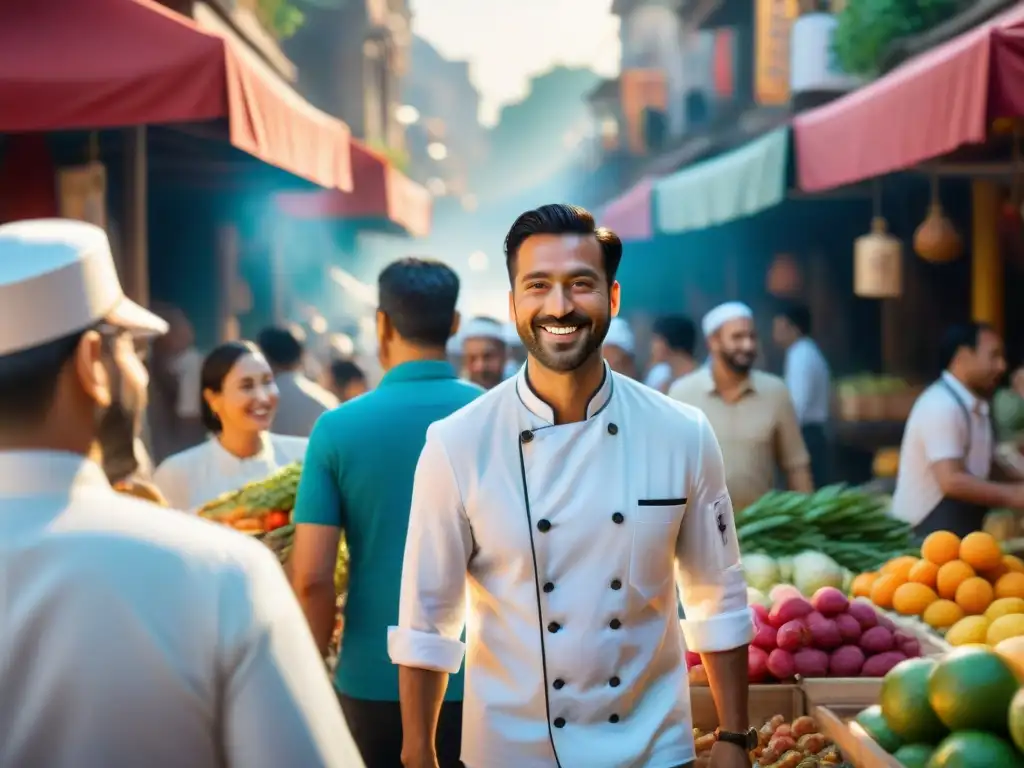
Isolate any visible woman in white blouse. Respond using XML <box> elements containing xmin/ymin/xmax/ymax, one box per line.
<box><xmin>153</xmin><ymin>341</ymin><xmax>308</xmax><ymax>512</ymax></box>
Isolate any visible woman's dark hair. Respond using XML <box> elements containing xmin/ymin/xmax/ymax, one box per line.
<box><xmin>200</xmin><ymin>341</ymin><xmax>261</xmax><ymax>433</ymax></box>
<box><xmin>504</xmin><ymin>203</ymin><xmax>623</xmax><ymax>284</ymax></box>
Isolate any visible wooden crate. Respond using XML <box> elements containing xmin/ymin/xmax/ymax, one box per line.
<box><xmin>815</xmin><ymin>706</ymin><xmax>902</xmax><ymax>768</ymax></box>
<box><xmin>691</xmin><ymin>684</ymin><xmax>804</xmax><ymax>730</ymax></box>
<box><xmin>801</xmin><ymin>678</ymin><xmax>881</xmax><ymax>718</ymax></box>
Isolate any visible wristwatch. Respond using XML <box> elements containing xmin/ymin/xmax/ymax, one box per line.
<box><xmin>717</xmin><ymin>727</ymin><xmax>758</xmax><ymax>751</ymax></box>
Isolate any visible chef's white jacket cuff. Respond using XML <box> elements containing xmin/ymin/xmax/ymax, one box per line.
<box><xmin>387</xmin><ymin>626</ymin><xmax>466</xmax><ymax>674</ymax></box>
<box><xmin>680</xmin><ymin>608</ymin><xmax>755</xmax><ymax>654</ymax></box>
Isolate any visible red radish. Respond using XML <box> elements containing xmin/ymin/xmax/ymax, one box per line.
<box><xmin>768</xmin><ymin>735</ymin><xmax>796</xmax><ymax>754</ymax></box>
<box><xmin>769</xmin><ymin>596</ymin><xmax>814</xmax><ymax>628</ymax></box>
<box><xmin>828</xmin><ymin>645</ymin><xmax>865</xmax><ymax>677</ymax></box>
<box><xmin>793</xmin><ymin>648</ymin><xmax>829</xmax><ymax>678</ymax></box>
<box><xmin>811</xmin><ymin>587</ymin><xmax>849</xmax><ymax>617</ymax></box>
<box><xmin>846</xmin><ymin>600</ymin><xmax>879</xmax><ymax>630</ymax></box>
<box><xmin>861</xmin><ymin>651</ymin><xmax>907</xmax><ymax>677</ymax></box>
<box><xmin>804</xmin><ymin>611</ymin><xmax>827</xmax><ymax>627</ymax></box>
<box><xmin>859</xmin><ymin>625</ymin><xmax>895</xmax><ymax>654</ymax></box>
<box><xmin>685</xmin><ymin>651</ymin><xmax>702</xmax><ymax>669</ymax></box>
<box><xmin>834</xmin><ymin>613</ymin><xmax>863</xmax><ymax>643</ymax></box>
<box><xmin>752</xmin><ymin>623</ymin><xmax>778</xmax><ymax>651</ymax></box>
<box><xmin>807</xmin><ymin>618</ymin><xmax>842</xmax><ymax>650</ymax></box>
<box><xmin>748</xmin><ymin>645</ymin><xmax>770</xmax><ymax>682</ymax></box>
<box><xmin>897</xmin><ymin>636</ymin><xmax>921</xmax><ymax>658</ymax></box>
<box><xmin>777</xmin><ymin>619</ymin><xmax>810</xmax><ymax>652</ymax></box>
<box><xmin>766</xmin><ymin>648</ymin><xmax>796</xmax><ymax>680</ymax></box>
<box><xmin>751</xmin><ymin>603</ymin><xmax>770</xmax><ymax>625</ymax></box>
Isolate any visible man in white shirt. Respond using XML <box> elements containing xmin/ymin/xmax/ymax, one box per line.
<box><xmin>602</xmin><ymin>316</ymin><xmax>638</xmax><ymax>378</ymax></box>
<box><xmin>773</xmin><ymin>304</ymin><xmax>831</xmax><ymax>486</ymax></box>
<box><xmin>0</xmin><ymin>219</ymin><xmax>362</xmax><ymax>768</ymax></box>
<box><xmin>893</xmin><ymin>322</ymin><xmax>1024</xmax><ymax>537</ymax></box>
<box><xmin>258</xmin><ymin>325</ymin><xmax>339</xmax><ymax>437</ymax></box>
<box><xmin>389</xmin><ymin>204</ymin><xmax>754</xmax><ymax>768</ymax></box>
<box><xmin>459</xmin><ymin>316</ymin><xmax>508</xmax><ymax>390</ymax></box>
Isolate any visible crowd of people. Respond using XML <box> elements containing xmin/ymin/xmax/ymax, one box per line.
<box><xmin>6</xmin><ymin>204</ymin><xmax>1023</xmax><ymax>768</ymax></box>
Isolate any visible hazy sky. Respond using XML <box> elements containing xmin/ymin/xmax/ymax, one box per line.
<box><xmin>410</xmin><ymin>0</ymin><xmax>621</xmax><ymax>126</ymax></box>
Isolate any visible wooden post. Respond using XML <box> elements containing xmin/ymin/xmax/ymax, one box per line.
<box><xmin>972</xmin><ymin>180</ymin><xmax>1003</xmax><ymax>336</ymax></box>
<box><xmin>217</xmin><ymin>224</ymin><xmax>240</xmax><ymax>342</ymax></box>
<box><xmin>121</xmin><ymin>126</ymin><xmax>149</xmax><ymax>306</ymax></box>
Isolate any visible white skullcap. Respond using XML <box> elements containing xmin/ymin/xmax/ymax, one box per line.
<box><xmin>446</xmin><ymin>335</ymin><xmax>461</xmax><ymax>356</ymax></box>
<box><xmin>459</xmin><ymin>317</ymin><xmax>506</xmax><ymax>345</ymax></box>
<box><xmin>701</xmin><ymin>301</ymin><xmax>753</xmax><ymax>338</ymax></box>
<box><xmin>0</xmin><ymin>219</ymin><xmax>168</xmax><ymax>357</ymax></box>
<box><xmin>603</xmin><ymin>317</ymin><xmax>635</xmax><ymax>354</ymax></box>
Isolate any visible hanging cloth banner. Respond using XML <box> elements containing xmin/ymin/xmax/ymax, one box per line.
<box><xmin>654</xmin><ymin>127</ymin><xmax>789</xmax><ymax>234</ymax></box>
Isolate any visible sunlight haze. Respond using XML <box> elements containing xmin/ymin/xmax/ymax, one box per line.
<box><xmin>410</xmin><ymin>0</ymin><xmax>621</xmax><ymax>126</ymax></box>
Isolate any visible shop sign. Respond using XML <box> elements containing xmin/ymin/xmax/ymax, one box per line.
<box><xmin>790</xmin><ymin>13</ymin><xmax>861</xmax><ymax>94</ymax></box>
<box><xmin>854</xmin><ymin>219</ymin><xmax>903</xmax><ymax>298</ymax></box>
<box><xmin>57</xmin><ymin>162</ymin><xmax>107</xmax><ymax>231</ymax></box>
<box><xmin>755</xmin><ymin>0</ymin><xmax>799</xmax><ymax>105</ymax></box>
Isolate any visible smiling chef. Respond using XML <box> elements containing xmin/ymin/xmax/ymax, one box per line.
<box><xmin>388</xmin><ymin>204</ymin><xmax>755</xmax><ymax>768</ymax></box>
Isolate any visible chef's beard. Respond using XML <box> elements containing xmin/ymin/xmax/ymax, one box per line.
<box><xmin>94</xmin><ymin>360</ymin><xmax>143</xmax><ymax>485</ymax></box>
<box><xmin>516</xmin><ymin>308</ymin><xmax>610</xmax><ymax>373</ymax></box>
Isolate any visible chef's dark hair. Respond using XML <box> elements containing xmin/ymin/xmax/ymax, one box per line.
<box><xmin>652</xmin><ymin>315</ymin><xmax>696</xmax><ymax>355</ymax></box>
<box><xmin>939</xmin><ymin>321</ymin><xmax>993</xmax><ymax>371</ymax></box>
<box><xmin>200</xmin><ymin>340</ymin><xmax>262</xmax><ymax>433</ymax></box>
<box><xmin>330</xmin><ymin>359</ymin><xmax>365</xmax><ymax>389</ymax></box>
<box><xmin>0</xmin><ymin>328</ymin><xmax>88</xmax><ymax>428</ymax></box>
<box><xmin>257</xmin><ymin>326</ymin><xmax>304</xmax><ymax>369</ymax></box>
<box><xmin>377</xmin><ymin>257</ymin><xmax>460</xmax><ymax>348</ymax></box>
<box><xmin>504</xmin><ymin>204</ymin><xmax>622</xmax><ymax>284</ymax></box>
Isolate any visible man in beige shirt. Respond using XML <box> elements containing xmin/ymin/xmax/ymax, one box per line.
<box><xmin>258</xmin><ymin>325</ymin><xmax>339</xmax><ymax>437</ymax></box>
<box><xmin>670</xmin><ymin>301</ymin><xmax>813</xmax><ymax>510</ymax></box>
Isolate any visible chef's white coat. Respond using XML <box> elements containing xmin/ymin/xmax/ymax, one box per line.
<box><xmin>388</xmin><ymin>364</ymin><xmax>754</xmax><ymax>768</ymax></box>
<box><xmin>153</xmin><ymin>433</ymin><xmax>307</xmax><ymax>511</ymax></box>
<box><xmin>0</xmin><ymin>450</ymin><xmax>362</xmax><ymax>768</ymax></box>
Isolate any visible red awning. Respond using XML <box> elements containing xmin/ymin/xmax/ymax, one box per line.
<box><xmin>793</xmin><ymin>3</ymin><xmax>1024</xmax><ymax>192</ymax></box>
<box><xmin>0</xmin><ymin>0</ymin><xmax>351</xmax><ymax>191</ymax></box>
<box><xmin>275</xmin><ymin>143</ymin><xmax>433</xmax><ymax>238</ymax></box>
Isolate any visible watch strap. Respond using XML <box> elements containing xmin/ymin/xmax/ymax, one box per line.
<box><xmin>717</xmin><ymin>727</ymin><xmax>757</xmax><ymax>751</ymax></box>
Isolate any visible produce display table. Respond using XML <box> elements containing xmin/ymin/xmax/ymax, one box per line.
<box><xmin>815</xmin><ymin>706</ymin><xmax>900</xmax><ymax>768</ymax></box>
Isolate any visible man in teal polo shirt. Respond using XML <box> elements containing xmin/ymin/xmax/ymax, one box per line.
<box><xmin>291</xmin><ymin>257</ymin><xmax>481</xmax><ymax>768</ymax></box>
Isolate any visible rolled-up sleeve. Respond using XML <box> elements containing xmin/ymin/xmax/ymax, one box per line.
<box><xmin>676</xmin><ymin>412</ymin><xmax>754</xmax><ymax>653</ymax></box>
<box><xmin>387</xmin><ymin>426</ymin><xmax>473</xmax><ymax>674</ymax></box>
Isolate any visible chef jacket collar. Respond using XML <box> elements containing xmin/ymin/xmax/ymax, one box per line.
<box><xmin>699</xmin><ymin>364</ymin><xmax>755</xmax><ymax>396</ymax></box>
<box><xmin>0</xmin><ymin>450</ymin><xmax>110</xmax><ymax>497</ymax></box>
<box><xmin>379</xmin><ymin>359</ymin><xmax>458</xmax><ymax>387</ymax></box>
<box><xmin>208</xmin><ymin>432</ymin><xmax>274</xmax><ymax>464</ymax></box>
<box><xmin>515</xmin><ymin>360</ymin><xmax>614</xmax><ymax>425</ymax></box>
<box><xmin>941</xmin><ymin>370</ymin><xmax>990</xmax><ymax>416</ymax></box>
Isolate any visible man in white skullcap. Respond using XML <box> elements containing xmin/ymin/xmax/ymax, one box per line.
<box><xmin>459</xmin><ymin>316</ymin><xmax>508</xmax><ymax>390</ymax></box>
<box><xmin>502</xmin><ymin>320</ymin><xmax>525</xmax><ymax>379</ymax></box>
<box><xmin>670</xmin><ymin>301</ymin><xmax>812</xmax><ymax>510</ymax></box>
<box><xmin>602</xmin><ymin>316</ymin><xmax>638</xmax><ymax>378</ymax></box>
<box><xmin>0</xmin><ymin>219</ymin><xmax>363</xmax><ymax>768</ymax></box>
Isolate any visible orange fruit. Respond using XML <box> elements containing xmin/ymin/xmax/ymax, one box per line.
<box><xmin>923</xmin><ymin>599</ymin><xmax>966</xmax><ymax>630</ymax></box>
<box><xmin>955</xmin><ymin>576</ymin><xmax>995</xmax><ymax>615</ymax></box>
<box><xmin>881</xmin><ymin>556</ymin><xmax>919</xmax><ymax>582</ymax></box>
<box><xmin>870</xmin><ymin>573</ymin><xmax>905</xmax><ymax>609</ymax></box>
<box><xmin>851</xmin><ymin>572</ymin><xmax>879</xmax><ymax>598</ymax></box>
<box><xmin>908</xmin><ymin>559</ymin><xmax>940</xmax><ymax>589</ymax></box>
<box><xmin>1005</xmin><ymin>555</ymin><xmax>1024</xmax><ymax>574</ymax></box>
<box><xmin>982</xmin><ymin>562</ymin><xmax>1011</xmax><ymax>582</ymax></box>
<box><xmin>892</xmin><ymin>582</ymin><xmax>939</xmax><ymax>616</ymax></box>
<box><xmin>922</xmin><ymin>531</ymin><xmax>962</xmax><ymax>566</ymax></box>
<box><xmin>937</xmin><ymin>559</ymin><xmax>976</xmax><ymax>600</ymax></box>
<box><xmin>959</xmin><ymin>531</ymin><xmax>1004</xmax><ymax>572</ymax></box>
<box><xmin>995</xmin><ymin>572</ymin><xmax>1024</xmax><ymax>600</ymax></box>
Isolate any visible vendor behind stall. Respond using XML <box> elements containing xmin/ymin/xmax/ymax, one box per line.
<box><xmin>892</xmin><ymin>322</ymin><xmax>1024</xmax><ymax>538</ymax></box>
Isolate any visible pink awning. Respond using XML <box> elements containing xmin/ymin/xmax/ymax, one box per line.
<box><xmin>598</xmin><ymin>177</ymin><xmax>654</xmax><ymax>241</ymax></box>
<box><xmin>793</xmin><ymin>3</ymin><xmax>1024</xmax><ymax>192</ymax></box>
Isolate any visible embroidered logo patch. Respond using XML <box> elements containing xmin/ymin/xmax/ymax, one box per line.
<box><xmin>714</xmin><ymin>496</ymin><xmax>729</xmax><ymax>546</ymax></box>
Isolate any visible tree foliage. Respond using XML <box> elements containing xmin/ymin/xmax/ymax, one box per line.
<box><xmin>832</xmin><ymin>0</ymin><xmax>962</xmax><ymax>76</ymax></box>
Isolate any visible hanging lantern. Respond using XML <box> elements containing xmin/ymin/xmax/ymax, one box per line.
<box><xmin>914</xmin><ymin>176</ymin><xmax>962</xmax><ymax>263</ymax></box>
<box><xmin>767</xmin><ymin>253</ymin><xmax>803</xmax><ymax>296</ymax></box>
<box><xmin>854</xmin><ymin>217</ymin><xmax>903</xmax><ymax>298</ymax></box>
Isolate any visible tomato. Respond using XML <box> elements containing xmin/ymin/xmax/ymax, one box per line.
<box><xmin>265</xmin><ymin>510</ymin><xmax>290</xmax><ymax>531</ymax></box>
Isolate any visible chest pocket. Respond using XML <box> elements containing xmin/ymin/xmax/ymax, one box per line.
<box><xmin>628</xmin><ymin>498</ymin><xmax>685</xmax><ymax>604</ymax></box>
